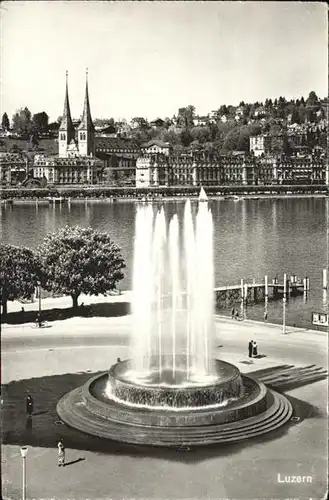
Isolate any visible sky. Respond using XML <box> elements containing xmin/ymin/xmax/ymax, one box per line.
<box><xmin>0</xmin><ymin>1</ymin><xmax>327</xmax><ymax>122</ymax></box>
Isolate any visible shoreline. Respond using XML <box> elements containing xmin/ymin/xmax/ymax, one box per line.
<box><xmin>1</xmin><ymin>193</ymin><xmax>327</xmax><ymax>204</ymax></box>
<box><xmin>2</xmin><ymin>292</ymin><xmax>326</xmax><ymax>336</ymax></box>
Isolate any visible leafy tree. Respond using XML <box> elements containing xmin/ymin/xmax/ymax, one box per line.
<box><xmin>180</xmin><ymin>129</ymin><xmax>193</xmax><ymax>147</ymax></box>
<box><xmin>30</xmin><ymin>133</ymin><xmax>39</xmax><ymax>149</ymax></box>
<box><xmin>12</xmin><ymin>107</ymin><xmax>32</xmax><ymax>137</ymax></box>
<box><xmin>0</xmin><ymin>245</ymin><xmax>39</xmax><ymax>316</ymax></box>
<box><xmin>190</xmin><ymin>126</ymin><xmax>211</xmax><ymax>144</ymax></box>
<box><xmin>37</xmin><ymin>226</ymin><xmax>126</xmax><ymax>308</ymax></box>
<box><xmin>48</xmin><ymin>121</ymin><xmax>60</xmax><ymax>133</ymax></box>
<box><xmin>32</xmin><ymin>112</ymin><xmax>49</xmax><ymax>134</ymax></box>
<box><xmin>218</xmin><ymin>105</ymin><xmax>229</xmax><ymax>116</ymax></box>
<box><xmin>177</xmin><ymin>106</ymin><xmax>195</xmax><ymax>128</ymax></box>
<box><xmin>131</xmin><ymin>117</ymin><xmax>149</xmax><ymax>130</ymax></box>
<box><xmin>306</xmin><ymin>108</ymin><xmax>316</xmax><ymax>123</ymax></box>
<box><xmin>1</xmin><ymin>112</ymin><xmax>10</xmax><ymax>131</ymax></box>
<box><xmin>243</xmin><ymin>104</ymin><xmax>252</xmax><ymax>118</ymax></box>
<box><xmin>306</xmin><ymin>91</ymin><xmax>318</xmax><ymax>107</ymax></box>
<box><xmin>282</xmin><ymin>135</ymin><xmax>293</xmax><ymax>156</ymax></box>
<box><xmin>222</xmin><ymin>124</ymin><xmax>261</xmax><ymax>152</ymax></box>
<box><xmin>290</xmin><ymin>109</ymin><xmax>300</xmax><ymax>124</ymax></box>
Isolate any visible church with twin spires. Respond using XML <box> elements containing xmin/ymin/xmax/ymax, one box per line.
<box><xmin>58</xmin><ymin>70</ymin><xmax>95</xmax><ymax>158</ymax></box>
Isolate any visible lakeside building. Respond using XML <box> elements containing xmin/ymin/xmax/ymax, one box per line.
<box><xmin>135</xmin><ymin>153</ymin><xmax>327</xmax><ymax>188</ymax></box>
<box><xmin>95</xmin><ymin>137</ymin><xmax>140</xmax><ymax>185</ymax></box>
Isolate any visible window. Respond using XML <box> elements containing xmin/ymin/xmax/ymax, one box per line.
<box><xmin>60</xmin><ymin>133</ymin><xmax>66</xmax><ymax>141</ymax></box>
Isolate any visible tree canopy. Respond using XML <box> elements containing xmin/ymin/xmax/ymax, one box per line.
<box><xmin>32</xmin><ymin>112</ymin><xmax>49</xmax><ymax>135</ymax></box>
<box><xmin>37</xmin><ymin>226</ymin><xmax>126</xmax><ymax>308</ymax></box>
<box><xmin>12</xmin><ymin>107</ymin><xmax>32</xmax><ymax>137</ymax></box>
<box><xmin>0</xmin><ymin>244</ymin><xmax>39</xmax><ymax>315</ymax></box>
<box><xmin>1</xmin><ymin>112</ymin><xmax>10</xmax><ymax>131</ymax></box>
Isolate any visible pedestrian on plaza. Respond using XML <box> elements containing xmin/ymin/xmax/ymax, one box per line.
<box><xmin>231</xmin><ymin>307</ymin><xmax>235</xmax><ymax>319</ymax></box>
<box><xmin>248</xmin><ymin>340</ymin><xmax>253</xmax><ymax>358</ymax></box>
<box><xmin>36</xmin><ymin>312</ymin><xmax>42</xmax><ymax>328</ymax></box>
<box><xmin>235</xmin><ymin>310</ymin><xmax>239</xmax><ymax>321</ymax></box>
<box><xmin>57</xmin><ymin>439</ymin><xmax>65</xmax><ymax>467</ymax></box>
<box><xmin>264</xmin><ymin>311</ymin><xmax>268</xmax><ymax>322</ymax></box>
<box><xmin>252</xmin><ymin>340</ymin><xmax>258</xmax><ymax>358</ymax></box>
<box><xmin>26</xmin><ymin>394</ymin><xmax>34</xmax><ymax>416</ymax></box>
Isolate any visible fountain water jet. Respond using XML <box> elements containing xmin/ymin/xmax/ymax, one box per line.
<box><xmin>126</xmin><ymin>200</ymin><xmax>217</xmax><ymax>387</ymax></box>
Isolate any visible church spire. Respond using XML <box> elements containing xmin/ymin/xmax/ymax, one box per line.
<box><xmin>59</xmin><ymin>71</ymin><xmax>75</xmax><ymax>137</ymax></box>
<box><xmin>78</xmin><ymin>68</ymin><xmax>94</xmax><ymax>131</ymax></box>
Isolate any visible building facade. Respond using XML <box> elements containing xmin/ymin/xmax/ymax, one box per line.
<box><xmin>249</xmin><ymin>135</ymin><xmax>272</xmax><ymax>157</ymax></box>
<box><xmin>135</xmin><ymin>153</ymin><xmax>327</xmax><ymax>188</ymax></box>
<box><xmin>33</xmin><ymin>155</ymin><xmax>102</xmax><ymax>185</ymax></box>
<box><xmin>142</xmin><ymin>140</ymin><xmax>171</xmax><ymax>156</ymax></box>
<box><xmin>0</xmin><ymin>153</ymin><xmax>29</xmax><ymax>186</ymax></box>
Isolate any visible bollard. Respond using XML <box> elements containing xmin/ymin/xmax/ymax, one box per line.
<box><xmin>303</xmin><ymin>277</ymin><xmax>307</xmax><ymax>293</ymax></box>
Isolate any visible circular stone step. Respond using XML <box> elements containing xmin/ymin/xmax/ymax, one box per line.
<box><xmin>57</xmin><ymin>371</ymin><xmax>293</xmax><ymax>447</ymax></box>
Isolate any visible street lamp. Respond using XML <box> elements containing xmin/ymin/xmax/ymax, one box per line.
<box><xmin>20</xmin><ymin>446</ymin><xmax>28</xmax><ymax>500</ymax></box>
<box><xmin>37</xmin><ymin>281</ymin><xmax>41</xmax><ymax>325</ymax></box>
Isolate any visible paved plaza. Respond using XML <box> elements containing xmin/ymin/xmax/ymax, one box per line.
<box><xmin>1</xmin><ymin>294</ymin><xmax>328</xmax><ymax>500</ymax></box>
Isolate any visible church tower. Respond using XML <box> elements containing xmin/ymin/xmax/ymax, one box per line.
<box><xmin>78</xmin><ymin>69</ymin><xmax>95</xmax><ymax>157</ymax></box>
<box><xmin>58</xmin><ymin>71</ymin><xmax>75</xmax><ymax>158</ymax></box>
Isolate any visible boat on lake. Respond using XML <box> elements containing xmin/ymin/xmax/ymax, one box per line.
<box><xmin>198</xmin><ymin>186</ymin><xmax>208</xmax><ymax>202</ymax></box>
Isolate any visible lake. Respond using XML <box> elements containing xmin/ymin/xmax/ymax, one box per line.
<box><xmin>1</xmin><ymin>197</ymin><xmax>327</xmax><ymax>330</ymax></box>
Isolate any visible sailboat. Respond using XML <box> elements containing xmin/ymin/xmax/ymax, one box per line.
<box><xmin>198</xmin><ymin>186</ymin><xmax>208</xmax><ymax>202</ymax></box>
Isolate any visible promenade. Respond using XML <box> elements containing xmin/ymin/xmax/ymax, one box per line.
<box><xmin>1</xmin><ymin>293</ymin><xmax>328</xmax><ymax>500</ymax></box>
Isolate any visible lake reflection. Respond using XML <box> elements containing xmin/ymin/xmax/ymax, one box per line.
<box><xmin>1</xmin><ymin>197</ymin><xmax>327</xmax><ymax>329</ymax></box>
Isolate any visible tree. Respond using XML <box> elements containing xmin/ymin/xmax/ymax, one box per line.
<box><xmin>0</xmin><ymin>244</ymin><xmax>39</xmax><ymax>316</ymax></box>
<box><xmin>306</xmin><ymin>91</ymin><xmax>318</xmax><ymax>107</ymax></box>
<box><xmin>37</xmin><ymin>226</ymin><xmax>126</xmax><ymax>308</ymax></box>
<box><xmin>12</xmin><ymin>107</ymin><xmax>32</xmax><ymax>137</ymax></box>
<box><xmin>32</xmin><ymin>112</ymin><xmax>49</xmax><ymax>134</ymax></box>
<box><xmin>218</xmin><ymin>105</ymin><xmax>229</xmax><ymax>116</ymax></box>
<box><xmin>131</xmin><ymin>117</ymin><xmax>149</xmax><ymax>130</ymax></box>
<box><xmin>180</xmin><ymin>129</ymin><xmax>193</xmax><ymax>147</ymax></box>
<box><xmin>1</xmin><ymin>112</ymin><xmax>10</xmax><ymax>131</ymax></box>
<box><xmin>290</xmin><ymin>109</ymin><xmax>300</xmax><ymax>124</ymax></box>
<box><xmin>282</xmin><ymin>135</ymin><xmax>293</xmax><ymax>156</ymax></box>
<box><xmin>177</xmin><ymin>106</ymin><xmax>195</xmax><ymax>128</ymax></box>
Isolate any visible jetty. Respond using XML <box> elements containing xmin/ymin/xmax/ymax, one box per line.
<box><xmin>214</xmin><ymin>275</ymin><xmax>308</xmax><ymax>308</ymax></box>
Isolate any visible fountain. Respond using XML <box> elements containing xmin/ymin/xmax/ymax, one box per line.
<box><xmin>57</xmin><ymin>198</ymin><xmax>293</xmax><ymax>447</ymax></box>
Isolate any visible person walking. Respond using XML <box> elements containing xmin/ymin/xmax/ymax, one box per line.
<box><xmin>264</xmin><ymin>311</ymin><xmax>268</xmax><ymax>322</ymax></box>
<box><xmin>231</xmin><ymin>307</ymin><xmax>235</xmax><ymax>319</ymax></box>
<box><xmin>26</xmin><ymin>394</ymin><xmax>34</xmax><ymax>417</ymax></box>
<box><xmin>57</xmin><ymin>439</ymin><xmax>65</xmax><ymax>467</ymax></box>
<box><xmin>248</xmin><ymin>340</ymin><xmax>253</xmax><ymax>358</ymax></box>
<box><xmin>36</xmin><ymin>312</ymin><xmax>42</xmax><ymax>328</ymax></box>
<box><xmin>252</xmin><ymin>340</ymin><xmax>258</xmax><ymax>358</ymax></box>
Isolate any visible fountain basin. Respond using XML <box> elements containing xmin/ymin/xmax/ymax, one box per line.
<box><xmin>107</xmin><ymin>358</ymin><xmax>243</xmax><ymax>408</ymax></box>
